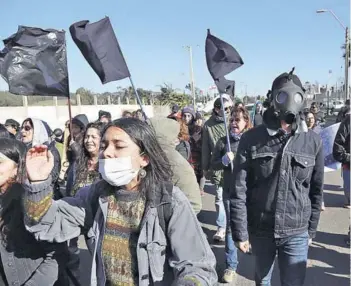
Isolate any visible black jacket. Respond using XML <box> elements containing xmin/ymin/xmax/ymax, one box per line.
<box><xmin>336</xmin><ymin>106</ymin><xmax>349</xmax><ymax>123</ymax></box>
<box><xmin>176</xmin><ymin>140</ymin><xmax>191</xmax><ymax>161</ymax></box>
<box><xmin>254</xmin><ymin>113</ymin><xmax>263</xmax><ymax>127</ymax></box>
<box><xmin>230</xmin><ymin>124</ymin><xmax>324</xmax><ymax>242</ymax></box>
<box><xmin>333</xmin><ymin>115</ymin><xmax>350</xmax><ymax>168</ymax></box>
<box><xmin>211</xmin><ymin>135</ymin><xmax>240</xmax><ymax>192</ymax></box>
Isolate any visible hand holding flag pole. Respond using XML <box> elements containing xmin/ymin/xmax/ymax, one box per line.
<box><xmin>69</xmin><ymin>17</ymin><xmax>147</xmax><ymax>120</ymax></box>
<box><xmin>205</xmin><ymin>29</ymin><xmax>244</xmax><ymax>171</ymax></box>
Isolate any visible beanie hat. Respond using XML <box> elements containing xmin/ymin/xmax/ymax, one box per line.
<box><xmin>182</xmin><ymin>106</ymin><xmax>196</xmax><ymax>119</ymax></box>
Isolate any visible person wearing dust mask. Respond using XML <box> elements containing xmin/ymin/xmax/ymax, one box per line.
<box><xmin>23</xmin><ymin>118</ymin><xmax>217</xmax><ymax>286</ymax></box>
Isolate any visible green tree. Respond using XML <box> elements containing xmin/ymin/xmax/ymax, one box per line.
<box><xmin>76</xmin><ymin>87</ymin><xmax>94</xmax><ymax>105</ymax></box>
<box><xmin>157</xmin><ymin>83</ymin><xmax>190</xmax><ymax>107</ymax></box>
<box><xmin>0</xmin><ymin>91</ymin><xmax>23</xmax><ymax>106</ymax></box>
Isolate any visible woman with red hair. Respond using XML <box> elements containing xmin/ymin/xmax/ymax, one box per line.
<box><xmin>175</xmin><ymin>119</ymin><xmax>191</xmax><ymax>160</ymax></box>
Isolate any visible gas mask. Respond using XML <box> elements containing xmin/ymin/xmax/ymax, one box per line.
<box><xmin>271</xmin><ymin>68</ymin><xmax>305</xmax><ymax>124</ymax></box>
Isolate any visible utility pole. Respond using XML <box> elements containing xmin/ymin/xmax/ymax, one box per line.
<box><xmin>316</xmin><ymin>9</ymin><xmax>349</xmax><ymax>100</ymax></box>
<box><xmin>345</xmin><ymin>27</ymin><xmax>349</xmax><ymax>100</ymax></box>
<box><xmin>183</xmin><ymin>45</ymin><xmax>196</xmax><ymax>109</ymax></box>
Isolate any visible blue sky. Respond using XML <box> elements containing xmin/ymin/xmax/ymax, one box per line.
<box><xmin>0</xmin><ymin>0</ymin><xmax>350</xmax><ymax>97</ymax></box>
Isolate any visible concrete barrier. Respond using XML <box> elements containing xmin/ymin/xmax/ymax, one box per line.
<box><xmin>0</xmin><ymin>104</ymin><xmax>170</xmax><ymax>129</ymax></box>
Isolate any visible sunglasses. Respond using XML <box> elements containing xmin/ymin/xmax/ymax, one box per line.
<box><xmin>21</xmin><ymin>126</ymin><xmax>32</xmax><ymax>132</ymax></box>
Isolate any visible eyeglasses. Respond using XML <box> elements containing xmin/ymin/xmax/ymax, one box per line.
<box><xmin>21</xmin><ymin>126</ymin><xmax>32</xmax><ymax>132</ymax></box>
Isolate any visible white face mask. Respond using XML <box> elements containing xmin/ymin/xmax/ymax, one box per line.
<box><xmin>98</xmin><ymin>156</ymin><xmax>139</xmax><ymax>187</ymax></box>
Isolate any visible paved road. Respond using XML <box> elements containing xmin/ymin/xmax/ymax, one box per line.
<box><xmin>76</xmin><ymin>169</ymin><xmax>350</xmax><ymax>285</ymax></box>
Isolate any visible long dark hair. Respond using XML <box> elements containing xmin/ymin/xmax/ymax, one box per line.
<box><xmin>104</xmin><ymin>118</ymin><xmax>173</xmax><ymax>201</ymax></box>
<box><xmin>0</xmin><ymin>138</ymin><xmax>27</xmax><ymax>248</ymax></box>
<box><xmin>73</xmin><ymin>122</ymin><xmax>104</xmax><ymax>191</ymax></box>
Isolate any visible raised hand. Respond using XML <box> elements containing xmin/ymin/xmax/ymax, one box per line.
<box><xmin>26</xmin><ymin>145</ymin><xmax>54</xmax><ymax>182</ymax></box>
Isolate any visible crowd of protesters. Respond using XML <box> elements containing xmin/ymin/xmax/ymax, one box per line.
<box><xmin>0</xmin><ymin>71</ymin><xmax>350</xmax><ymax>286</ymax></box>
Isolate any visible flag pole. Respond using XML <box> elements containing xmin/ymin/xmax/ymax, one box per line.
<box><xmin>219</xmin><ymin>92</ymin><xmax>233</xmax><ymax>171</ymax></box>
<box><xmin>128</xmin><ymin>76</ymin><xmax>148</xmax><ymax>120</ymax></box>
<box><xmin>63</xmin><ymin>31</ymin><xmax>73</xmax><ymax>137</ymax></box>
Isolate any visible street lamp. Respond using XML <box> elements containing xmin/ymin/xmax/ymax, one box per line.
<box><xmin>183</xmin><ymin>45</ymin><xmax>199</xmax><ymax>109</ymax></box>
<box><xmin>317</xmin><ymin>9</ymin><xmax>350</xmax><ymax>100</ymax></box>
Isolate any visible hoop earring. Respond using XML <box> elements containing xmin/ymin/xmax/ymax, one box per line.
<box><xmin>139</xmin><ymin>168</ymin><xmax>147</xmax><ymax>179</ymax></box>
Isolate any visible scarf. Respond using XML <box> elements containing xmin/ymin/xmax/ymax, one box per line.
<box><xmin>230</xmin><ymin>131</ymin><xmax>242</xmax><ymax>141</ymax></box>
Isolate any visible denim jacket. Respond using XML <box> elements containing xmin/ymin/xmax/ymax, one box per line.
<box><xmin>0</xmin><ymin>232</ymin><xmax>67</xmax><ymax>286</ymax></box>
<box><xmin>230</xmin><ymin>123</ymin><xmax>324</xmax><ymax>242</ymax></box>
<box><xmin>23</xmin><ymin>180</ymin><xmax>217</xmax><ymax>286</ymax></box>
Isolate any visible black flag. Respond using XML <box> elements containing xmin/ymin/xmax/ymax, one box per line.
<box><xmin>70</xmin><ymin>17</ymin><xmax>130</xmax><ymax>84</ymax></box>
<box><xmin>215</xmin><ymin>77</ymin><xmax>235</xmax><ymax>97</ymax></box>
<box><xmin>205</xmin><ymin>29</ymin><xmax>243</xmax><ymax>80</ymax></box>
<box><xmin>0</xmin><ymin>26</ymin><xmax>69</xmax><ymax>97</ymax></box>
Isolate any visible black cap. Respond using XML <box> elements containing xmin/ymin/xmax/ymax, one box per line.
<box><xmin>98</xmin><ymin>110</ymin><xmax>111</xmax><ymax>120</ymax></box>
<box><xmin>214</xmin><ymin>97</ymin><xmax>229</xmax><ymax>108</ymax></box>
<box><xmin>5</xmin><ymin>119</ymin><xmax>20</xmax><ymax>129</ymax></box>
<box><xmin>172</xmin><ymin>104</ymin><xmax>180</xmax><ymax>113</ymax></box>
<box><xmin>195</xmin><ymin>111</ymin><xmax>203</xmax><ymax>120</ymax></box>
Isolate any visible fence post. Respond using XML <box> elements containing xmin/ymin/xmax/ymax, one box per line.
<box><xmin>76</xmin><ymin>94</ymin><xmax>81</xmax><ymax>106</ymax></box>
<box><xmin>22</xmin><ymin>96</ymin><xmax>28</xmax><ymax>107</ymax></box>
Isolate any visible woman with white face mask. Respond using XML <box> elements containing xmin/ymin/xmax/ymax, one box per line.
<box><xmin>23</xmin><ymin>118</ymin><xmax>217</xmax><ymax>286</ymax></box>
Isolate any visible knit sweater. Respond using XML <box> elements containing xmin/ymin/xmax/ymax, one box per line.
<box><xmin>101</xmin><ymin>189</ymin><xmax>145</xmax><ymax>286</ymax></box>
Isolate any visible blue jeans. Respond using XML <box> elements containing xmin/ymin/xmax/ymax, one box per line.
<box><xmin>250</xmin><ymin>232</ymin><xmax>309</xmax><ymax>286</ymax></box>
<box><xmin>223</xmin><ymin>189</ymin><xmax>238</xmax><ymax>270</ymax></box>
<box><xmin>343</xmin><ymin>169</ymin><xmax>350</xmax><ymax>204</ymax></box>
<box><xmin>215</xmin><ymin>185</ymin><xmax>226</xmax><ymax>229</ymax></box>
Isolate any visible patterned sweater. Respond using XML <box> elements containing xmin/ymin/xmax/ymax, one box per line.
<box><xmin>102</xmin><ymin>189</ymin><xmax>145</xmax><ymax>286</ymax></box>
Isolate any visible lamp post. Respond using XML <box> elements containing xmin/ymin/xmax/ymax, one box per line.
<box><xmin>183</xmin><ymin>45</ymin><xmax>197</xmax><ymax>109</ymax></box>
<box><xmin>317</xmin><ymin>9</ymin><xmax>350</xmax><ymax>100</ymax></box>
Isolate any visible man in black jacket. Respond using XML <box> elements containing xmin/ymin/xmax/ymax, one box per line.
<box><xmin>230</xmin><ymin>69</ymin><xmax>324</xmax><ymax>286</ymax></box>
<box><xmin>333</xmin><ymin>111</ymin><xmax>350</xmax><ymax>208</ymax></box>
<box><xmin>336</xmin><ymin>100</ymin><xmax>350</xmax><ymax>123</ymax></box>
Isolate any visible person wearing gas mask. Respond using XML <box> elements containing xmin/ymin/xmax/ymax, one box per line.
<box><xmin>202</xmin><ymin>96</ymin><xmax>233</xmax><ymax>242</ymax></box>
<box><xmin>230</xmin><ymin>68</ymin><xmax>324</xmax><ymax>286</ymax></box>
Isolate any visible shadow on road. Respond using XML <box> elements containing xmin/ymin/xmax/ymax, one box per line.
<box><xmin>77</xmin><ymin>249</ymin><xmax>91</xmax><ymax>286</ymax></box>
<box><xmin>315</xmin><ymin>231</ymin><xmax>350</xmax><ymax>249</ymax></box>
<box><xmin>323</xmin><ymin>191</ymin><xmax>346</xmax><ymax>208</ymax></box>
<box><xmin>306</xmin><ymin>244</ymin><xmax>350</xmax><ymax>285</ymax></box>
<box><xmin>324</xmin><ymin>184</ymin><xmax>342</xmax><ymax>192</ymax></box>
<box><xmin>198</xmin><ymin>210</ymin><xmax>216</xmax><ymax>226</ymax></box>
